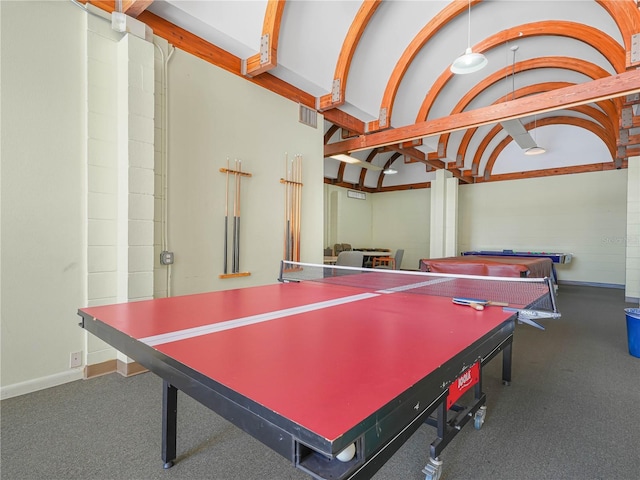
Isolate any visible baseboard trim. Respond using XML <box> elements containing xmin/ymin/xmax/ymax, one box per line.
<box><xmin>85</xmin><ymin>359</ymin><xmax>148</xmax><ymax>379</ymax></box>
<box><xmin>1</xmin><ymin>360</ymin><xmax>149</xmax><ymax>400</ymax></box>
<box><xmin>116</xmin><ymin>359</ymin><xmax>148</xmax><ymax>377</ymax></box>
<box><xmin>0</xmin><ymin>369</ymin><xmax>83</xmax><ymax>400</ymax></box>
<box><xmin>84</xmin><ymin>359</ymin><xmax>117</xmax><ymax>379</ymax></box>
<box><xmin>558</xmin><ymin>280</ymin><xmax>624</xmax><ymax>289</ymax></box>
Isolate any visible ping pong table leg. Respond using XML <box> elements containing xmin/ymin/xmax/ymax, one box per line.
<box><xmin>162</xmin><ymin>381</ymin><xmax>178</xmax><ymax>469</ymax></box>
<box><xmin>502</xmin><ymin>342</ymin><xmax>512</xmax><ymax>386</ymax></box>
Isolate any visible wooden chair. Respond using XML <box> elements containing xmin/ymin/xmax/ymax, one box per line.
<box><xmin>372</xmin><ymin>256</ymin><xmax>395</xmax><ymax>269</ymax></box>
<box><xmin>373</xmin><ymin>249</ymin><xmax>404</xmax><ymax>270</ymax></box>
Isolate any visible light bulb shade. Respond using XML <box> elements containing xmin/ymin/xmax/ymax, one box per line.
<box><xmin>383</xmin><ymin>168</ymin><xmax>397</xmax><ymax>175</ymax></box>
<box><xmin>450</xmin><ymin>47</ymin><xmax>488</xmax><ymax>74</ymax></box>
<box><xmin>524</xmin><ymin>146</ymin><xmax>546</xmax><ymax>156</ymax></box>
<box><xmin>329</xmin><ymin>154</ymin><xmax>360</xmax><ymax>164</ymax></box>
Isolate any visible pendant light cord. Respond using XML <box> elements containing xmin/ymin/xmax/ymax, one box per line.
<box><xmin>467</xmin><ymin>0</ymin><xmax>472</xmax><ymax>49</ymax></box>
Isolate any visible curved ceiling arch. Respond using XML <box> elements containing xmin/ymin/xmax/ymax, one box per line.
<box><xmin>133</xmin><ymin>0</ymin><xmax>640</xmax><ymax>189</ymax></box>
<box><xmin>413</xmin><ymin>20</ymin><xmax>624</xmax><ymax>127</ymax></box>
<box><xmin>595</xmin><ymin>0</ymin><xmax>640</xmax><ymax>57</ymax></box>
<box><xmin>456</xmin><ymin>84</ymin><xmax>617</xmax><ymax>172</ymax></box>
<box><xmin>324</xmin><ymin>124</ymin><xmax>340</xmax><ymax>145</ymax></box>
<box><xmin>361</xmin><ymin>0</ymin><xmax>477</xmax><ymax>131</ymax></box>
<box><xmin>244</xmin><ymin>0</ymin><xmax>285</xmax><ymax>77</ymax></box>
<box><xmin>481</xmin><ymin>116</ymin><xmax>614</xmax><ymax>180</ymax></box>
<box><xmin>460</xmin><ymin>83</ymin><xmax>618</xmax><ymax>171</ymax></box>
<box><xmin>374</xmin><ymin>153</ymin><xmax>402</xmax><ymax>191</ymax></box>
<box><xmin>311</xmin><ymin>1</ymin><xmax>636</xmax><ymax>127</ymax></box>
<box><xmin>439</xmin><ymin>57</ymin><xmax>617</xmax><ymax>157</ymax></box>
<box><xmin>370</xmin><ymin>152</ymin><xmax>401</xmax><ymax>190</ymax></box>
<box><xmin>317</xmin><ymin>1</ymin><xmax>382</xmax><ymax>110</ymax></box>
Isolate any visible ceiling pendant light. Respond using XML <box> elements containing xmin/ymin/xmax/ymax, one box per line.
<box><xmin>524</xmin><ymin>115</ymin><xmax>546</xmax><ymax>155</ymax></box>
<box><xmin>524</xmin><ymin>146</ymin><xmax>546</xmax><ymax>155</ymax></box>
<box><xmin>450</xmin><ymin>0</ymin><xmax>488</xmax><ymax>75</ymax></box>
<box><xmin>383</xmin><ymin>167</ymin><xmax>397</xmax><ymax>175</ymax></box>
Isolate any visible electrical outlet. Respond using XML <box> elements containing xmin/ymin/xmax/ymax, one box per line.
<box><xmin>160</xmin><ymin>251</ymin><xmax>174</xmax><ymax>265</ymax></box>
<box><xmin>70</xmin><ymin>351</ymin><xmax>82</xmax><ymax>368</ymax></box>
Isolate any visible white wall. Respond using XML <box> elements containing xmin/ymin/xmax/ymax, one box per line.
<box><xmin>1</xmin><ymin>0</ymin><xmax>87</xmax><ymax>394</ymax></box>
<box><xmin>326</xmin><ymin>169</ymin><xmax>629</xmax><ymax>285</ymax></box>
<box><xmin>0</xmin><ymin>1</ymin><xmax>634</xmax><ymax>400</ymax></box>
<box><xmin>163</xmin><ymin>49</ymin><xmax>324</xmax><ymax>295</ymax></box>
<box><xmin>0</xmin><ymin>1</ymin><xmax>324</xmax><ymax>398</ymax></box>
<box><xmin>458</xmin><ymin>170</ymin><xmax>628</xmax><ymax>286</ymax></box>
<box><xmin>372</xmin><ymin>189</ymin><xmax>430</xmax><ymax>270</ymax></box>
<box><xmin>324</xmin><ymin>184</ymin><xmax>374</xmax><ymax>251</ymax></box>
<box><xmin>323</xmin><ymin>184</ymin><xmax>431</xmax><ymax>270</ymax></box>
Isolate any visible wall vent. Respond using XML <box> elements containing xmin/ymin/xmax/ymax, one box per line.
<box><xmin>299</xmin><ymin>104</ymin><xmax>318</xmax><ymax>128</ymax></box>
<box><xmin>347</xmin><ymin>190</ymin><xmax>366</xmax><ymax>200</ymax></box>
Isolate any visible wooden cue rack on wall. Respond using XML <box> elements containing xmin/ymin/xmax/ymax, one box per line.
<box><xmin>219</xmin><ymin>158</ymin><xmax>252</xmax><ymax>279</ymax></box>
<box><xmin>280</xmin><ymin>154</ymin><xmax>303</xmax><ymax>268</ymax></box>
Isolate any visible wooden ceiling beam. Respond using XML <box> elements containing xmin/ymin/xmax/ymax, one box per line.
<box><xmin>367</xmin><ymin>152</ymin><xmax>399</xmax><ymax>190</ymax></box>
<box><xmin>367</xmin><ymin>0</ymin><xmax>477</xmax><ymax>131</ymax></box>
<box><xmin>244</xmin><ymin>0</ymin><xmax>285</xmax><ymax>77</ymax></box>
<box><xmin>451</xmin><ymin>81</ymin><xmax>618</xmax><ymax>169</ymax></box>
<box><xmin>322</xmin><ymin>108</ymin><xmax>366</xmax><ymax>135</ymax></box>
<box><xmin>317</xmin><ymin>1</ymin><xmax>382</xmax><ymax>111</ymax></box>
<box><xmin>438</xmin><ymin>57</ymin><xmax>616</xmax><ymax>156</ymax></box>
<box><xmin>479</xmin><ymin>161</ymin><xmax>627</xmax><ymax>184</ymax></box>
<box><xmin>323</xmin><ymin>124</ymin><xmax>340</xmax><ymax>145</ymax></box>
<box><xmin>596</xmin><ymin>0</ymin><xmax>640</xmax><ymax>67</ymax></box>
<box><xmin>411</xmin><ymin>21</ymin><xmax>624</xmax><ymax>130</ymax></box>
<box><xmin>383</xmin><ymin>145</ymin><xmax>445</xmax><ymax>170</ymax></box>
<box><xmin>136</xmin><ymin>10</ymin><xmax>315</xmax><ymax>109</ymax></box>
<box><xmin>372</xmin><ymin>19</ymin><xmax>624</xmax><ymax>134</ymax></box>
<box><xmin>123</xmin><ymin>0</ymin><xmax>153</xmax><ymax>18</ymax></box>
<box><xmin>482</xmin><ymin>116</ymin><xmax>615</xmax><ymax>180</ymax></box>
<box><xmin>87</xmin><ymin>0</ymin><xmax>153</xmax><ymax>17</ymax></box>
<box><xmin>324</xmin><ymin>68</ymin><xmax>640</xmax><ymax>157</ymax></box>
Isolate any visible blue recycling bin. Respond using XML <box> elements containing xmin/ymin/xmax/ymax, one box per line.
<box><xmin>625</xmin><ymin>308</ymin><xmax>640</xmax><ymax>358</ymax></box>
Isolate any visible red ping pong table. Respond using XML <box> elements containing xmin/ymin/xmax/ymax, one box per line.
<box><xmin>78</xmin><ymin>264</ymin><xmax>554</xmax><ymax>480</ymax></box>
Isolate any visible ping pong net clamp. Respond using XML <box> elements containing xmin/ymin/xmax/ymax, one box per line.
<box><xmin>502</xmin><ymin>276</ymin><xmax>561</xmax><ymax>330</ymax></box>
<box><xmin>503</xmin><ymin>307</ymin><xmax>561</xmax><ymax>330</ymax></box>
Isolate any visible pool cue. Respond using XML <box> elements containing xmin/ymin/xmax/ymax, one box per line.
<box><xmin>284</xmin><ymin>154</ymin><xmax>291</xmax><ymax>261</ymax></box>
<box><xmin>293</xmin><ymin>155</ymin><xmax>300</xmax><ymax>262</ymax></box>
<box><xmin>232</xmin><ymin>159</ymin><xmax>238</xmax><ymax>273</ymax></box>
<box><xmin>295</xmin><ymin>155</ymin><xmax>302</xmax><ymax>262</ymax></box>
<box><xmin>235</xmin><ymin>160</ymin><xmax>242</xmax><ymax>272</ymax></box>
<box><xmin>290</xmin><ymin>156</ymin><xmax>296</xmax><ymax>263</ymax></box>
<box><xmin>289</xmin><ymin>156</ymin><xmax>295</xmax><ymax>262</ymax></box>
<box><xmin>223</xmin><ymin>158</ymin><xmax>229</xmax><ymax>274</ymax></box>
<box><xmin>283</xmin><ymin>154</ymin><xmax>288</xmax><ymax>260</ymax></box>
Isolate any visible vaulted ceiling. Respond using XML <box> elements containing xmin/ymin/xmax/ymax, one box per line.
<box><xmin>90</xmin><ymin>0</ymin><xmax>640</xmax><ymax>192</ymax></box>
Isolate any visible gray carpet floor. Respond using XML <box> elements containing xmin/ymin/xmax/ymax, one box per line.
<box><xmin>1</xmin><ymin>285</ymin><xmax>639</xmax><ymax>480</ymax></box>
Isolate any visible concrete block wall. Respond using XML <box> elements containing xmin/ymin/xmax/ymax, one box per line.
<box><xmin>125</xmin><ymin>34</ymin><xmax>155</xmax><ymax>301</ymax></box>
<box><xmin>86</xmin><ymin>14</ymin><xmax>122</xmax><ymax>367</ymax></box>
<box><xmin>86</xmin><ymin>12</ymin><xmax>155</xmax><ymax>367</ymax></box>
<box><xmin>626</xmin><ymin>156</ymin><xmax>640</xmax><ymax>303</ymax></box>
<box><xmin>153</xmin><ymin>39</ymin><xmax>170</xmax><ymax>299</ymax></box>
<box><xmin>430</xmin><ymin>169</ymin><xmax>456</xmax><ymax>258</ymax></box>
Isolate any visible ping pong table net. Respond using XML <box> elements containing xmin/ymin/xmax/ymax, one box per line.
<box><xmin>279</xmin><ymin>260</ymin><xmax>558</xmax><ymax>312</ymax></box>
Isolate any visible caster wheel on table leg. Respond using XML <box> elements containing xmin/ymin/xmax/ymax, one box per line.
<box><xmin>474</xmin><ymin>405</ymin><xmax>487</xmax><ymax>430</ymax></box>
<box><xmin>422</xmin><ymin>457</ymin><xmax>443</xmax><ymax>480</ymax></box>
